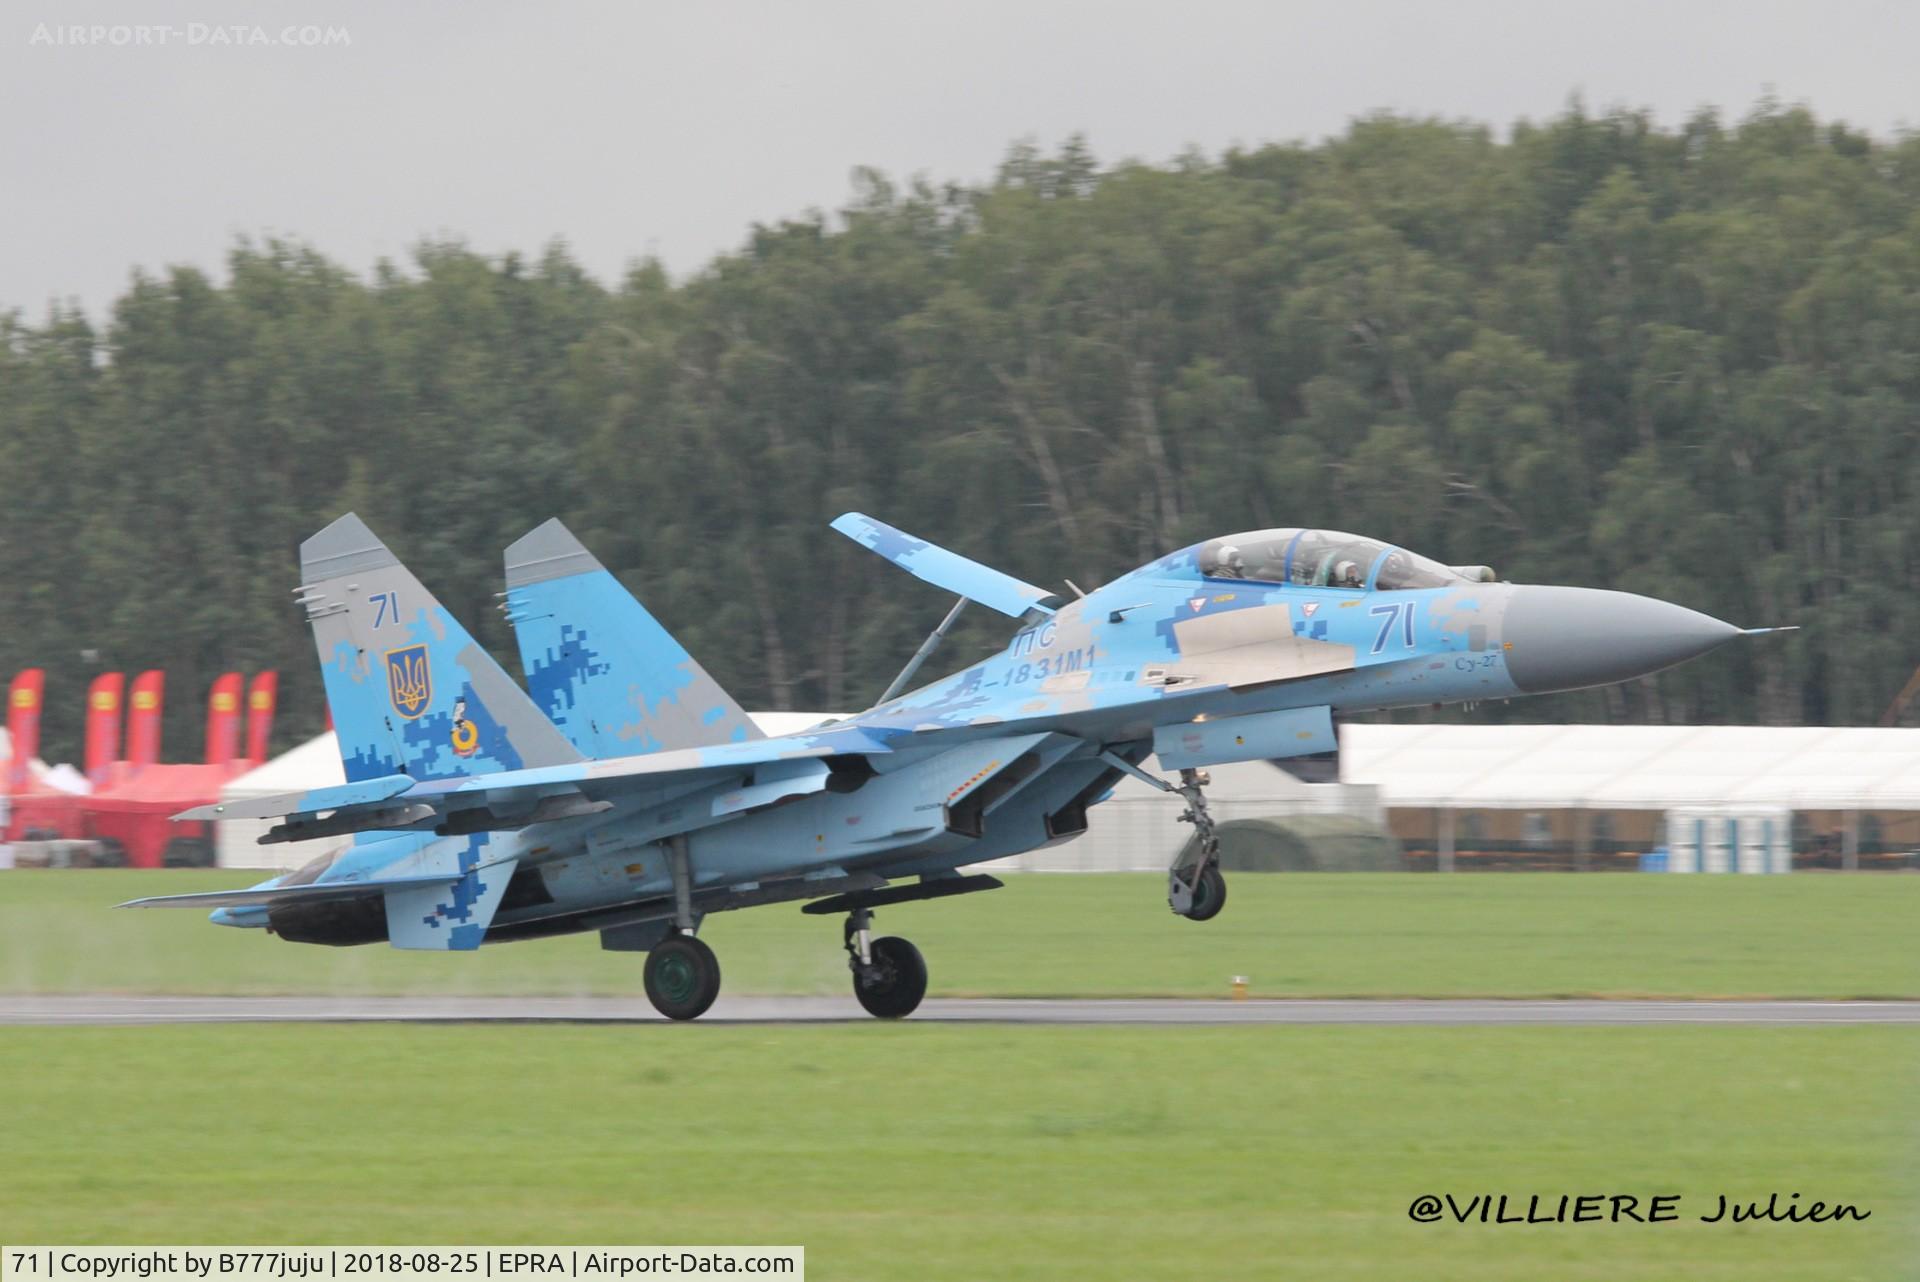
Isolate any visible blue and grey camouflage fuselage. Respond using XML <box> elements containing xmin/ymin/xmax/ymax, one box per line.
<box><xmin>125</xmin><ymin>512</ymin><xmax>1769</xmax><ymax>1017</ymax></box>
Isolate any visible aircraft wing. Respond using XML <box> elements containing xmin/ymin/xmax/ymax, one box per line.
<box><xmin>175</xmin><ymin>723</ymin><xmax>895</xmax><ymax>842</ymax></box>
<box><xmin>831</xmin><ymin>512</ymin><xmax>1057</xmax><ymax>619</ymax></box>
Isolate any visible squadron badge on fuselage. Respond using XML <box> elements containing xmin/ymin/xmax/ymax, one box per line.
<box><xmin>450</xmin><ymin>695</ymin><xmax>479</xmax><ymax>757</ymax></box>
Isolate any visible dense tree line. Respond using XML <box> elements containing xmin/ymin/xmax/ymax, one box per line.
<box><xmin>4</xmin><ymin>101</ymin><xmax>1919</xmax><ymax>763</ymax></box>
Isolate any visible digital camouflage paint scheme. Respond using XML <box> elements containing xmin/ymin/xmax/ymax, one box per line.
<box><xmin>124</xmin><ymin>513</ymin><xmax>1774</xmax><ymax>1019</ymax></box>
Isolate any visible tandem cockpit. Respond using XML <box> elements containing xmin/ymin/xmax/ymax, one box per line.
<box><xmin>1195</xmin><ymin>529</ymin><xmax>1495</xmax><ymax>591</ymax></box>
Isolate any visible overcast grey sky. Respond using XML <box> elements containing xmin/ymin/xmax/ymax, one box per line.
<box><xmin>3</xmin><ymin>0</ymin><xmax>1915</xmax><ymax>319</ymax></box>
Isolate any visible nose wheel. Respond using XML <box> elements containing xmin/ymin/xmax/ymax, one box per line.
<box><xmin>1175</xmin><ymin>863</ymin><xmax>1228</xmax><ymax>921</ymax></box>
<box><xmin>845</xmin><ymin>908</ymin><xmax>927</xmax><ymax>1018</ymax></box>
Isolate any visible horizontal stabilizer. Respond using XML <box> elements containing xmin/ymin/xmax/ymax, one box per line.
<box><xmin>116</xmin><ymin>874</ymin><xmax>448</xmax><ymax>911</ymax></box>
<box><xmin>832</xmin><ymin>512</ymin><xmax>1057</xmax><ymax>619</ymax></box>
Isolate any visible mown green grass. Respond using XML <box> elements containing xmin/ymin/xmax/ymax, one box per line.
<box><xmin>5</xmin><ymin>870</ymin><xmax>1915</xmax><ymax>999</ymax></box>
<box><xmin>2</xmin><ymin>1024</ymin><xmax>1912</xmax><ymax>1280</ymax></box>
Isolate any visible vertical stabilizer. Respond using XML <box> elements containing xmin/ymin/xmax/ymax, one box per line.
<box><xmin>503</xmin><ymin>518</ymin><xmax>762</xmax><ymax>758</ymax></box>
<box><xmin>300</xmin><ymin>514</ymin><xmax>582</xmax><ymax>782</ymax></box>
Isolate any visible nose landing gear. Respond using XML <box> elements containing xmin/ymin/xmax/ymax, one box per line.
<box><xmin>1168</xmin><ymin>768</ymin><xmax>1226</xmax><ymax>921</ymax></box>
<box><xmin>1097</xmin><ymin>751</ymin><xmax>1230</xmax><ymax>921</ymax></box>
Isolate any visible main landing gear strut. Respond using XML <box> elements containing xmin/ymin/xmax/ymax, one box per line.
<box><xmin>639</xmin><ymin>845</ymin><xmax>992</xmax><ymax>1021</ymax></box>
<box><xmin>803</xmin><ymin>874</ymin><xmax>997</xmax><ymax>1020</ymax></box>
<box><xmin>644</xmin><ymin>834</ymin><xmax>723</xmax><ymax>1021</ymax></box>
<box><xmin>844</xmin><ymin>907</ymin><xmax>928</xmax><ymax>1019</ymax></box>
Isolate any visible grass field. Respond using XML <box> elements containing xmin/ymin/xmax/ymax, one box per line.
<box><xmin>4</xmin><ymin>869</ymin><xmax>1917</xmax><ymax>999</ymax></box>
<box><xmin>3</xmin><ymin>1023</ymin><xmax>1913</xmax><ymax>1280</ymax></box>
<box><xmin>6</xmin><ymin>872</ymin><xmax>1913</xmax><ymax>1279</ymax></box>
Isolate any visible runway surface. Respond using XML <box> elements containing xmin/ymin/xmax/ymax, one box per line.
<box><xmin>6</xmin><ymin>995</ymin><xmax>1920</xmax><ymax>1025</ymax></box>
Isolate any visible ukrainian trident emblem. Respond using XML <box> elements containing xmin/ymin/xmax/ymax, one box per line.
<box><xmin>385</xmin><ymin>644</ymin><xmax>432</xmax><ymax>719</ymax></box>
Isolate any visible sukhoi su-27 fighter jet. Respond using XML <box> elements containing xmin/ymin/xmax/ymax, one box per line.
<box><xmin>125</xmin><ymin>513</ymin><xmax>1781</xmax><ymax>1019</ymax></box>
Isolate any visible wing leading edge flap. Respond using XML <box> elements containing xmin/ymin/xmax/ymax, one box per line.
<box><xmin>831</xmin><ymin>512</ymin><xmax>1057</xmax><ymax>619</ymax></box>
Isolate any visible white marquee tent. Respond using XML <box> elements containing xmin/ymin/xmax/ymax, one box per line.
<box><xmin>215</xmin><ymin>732</ymin><xmax>347</xmax><ymax>868</ymax></box>
<box><xmin>1338</xmin><ymin>723</ymin><xmax>1920</xmax><ymax>811</ymax></box>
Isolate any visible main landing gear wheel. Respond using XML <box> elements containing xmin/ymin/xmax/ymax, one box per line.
<box><xmin>844</xmin><ymin>909</ymin><xmax>927</xmax><ymax>1018</ymax></box>
<box><xmin>645</xmin><ymin>933</ymin><xmax>721</xmax><ymax>1021</ymax></box>
<box><xmin>1179</xmin><ymin>864</ymin><xmax>1228</xmax><ymax>922</ymax></box>
<box><xmin>853</xmin><ymin>936</ymin><xmax>928</xmax><ymax>1019</ymax></box>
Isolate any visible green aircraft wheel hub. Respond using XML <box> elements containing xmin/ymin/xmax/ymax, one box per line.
<box><xmin>655</xmin><ymin>954</ymin><xmax>697</xmax><ymax>1003</ymax></box>
<box><xmin>644</xmin><ymin>934</ymin><xmax>721</xmax><ymax>1021</ymax></box>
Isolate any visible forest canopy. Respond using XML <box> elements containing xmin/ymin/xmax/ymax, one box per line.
<box><xmin>4</xmin><ymin>100</ymin><xmax>1919</xmax><ymax>761</ymax></box>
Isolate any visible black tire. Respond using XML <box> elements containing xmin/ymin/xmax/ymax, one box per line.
<box><xmin>853</xmin><ymin>935</ymin><xmax>927</xmax><ymax>1019</ymax></box>
<box><xmin>1180</xmin><ymin>865</ymin><xmax>1228</xmax><ymax>922</ymax></box>
<box><xmin>644</xmin><ymin>934</ymin><xmax>722</xmax><ymax>1021</ymax></box>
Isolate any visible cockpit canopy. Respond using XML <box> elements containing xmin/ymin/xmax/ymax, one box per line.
<box><xmin>1197</xmin><ymin>529</ymin><xmax>1481</xmax><ymax>591</ymax></box>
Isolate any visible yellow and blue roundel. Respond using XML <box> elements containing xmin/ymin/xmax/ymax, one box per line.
<box><xmin>450</xmin><ymin>717</ymin><xmax>479</xmax><ymax>756</ymax></box>
<box><xmin>385</xmin><ymin>644</ymin><xmax>432</xmax><ymax>719</ymax></box>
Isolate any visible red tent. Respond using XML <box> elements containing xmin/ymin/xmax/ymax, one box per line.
<box><xmin>83</xmin><ymin>762</ymin><xmax>241</xmax><ymax>868</ymax></box>
<box><xmin>7</xmin><ymin>771</ymin><xmax>90</xmax><ymax>841</ymax></box>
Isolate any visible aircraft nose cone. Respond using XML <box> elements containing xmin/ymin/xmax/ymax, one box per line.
<box><xmin>1503</xmin><ymin>586</ymin><xmax>1741</xmax><ymax>695</ymax></box>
